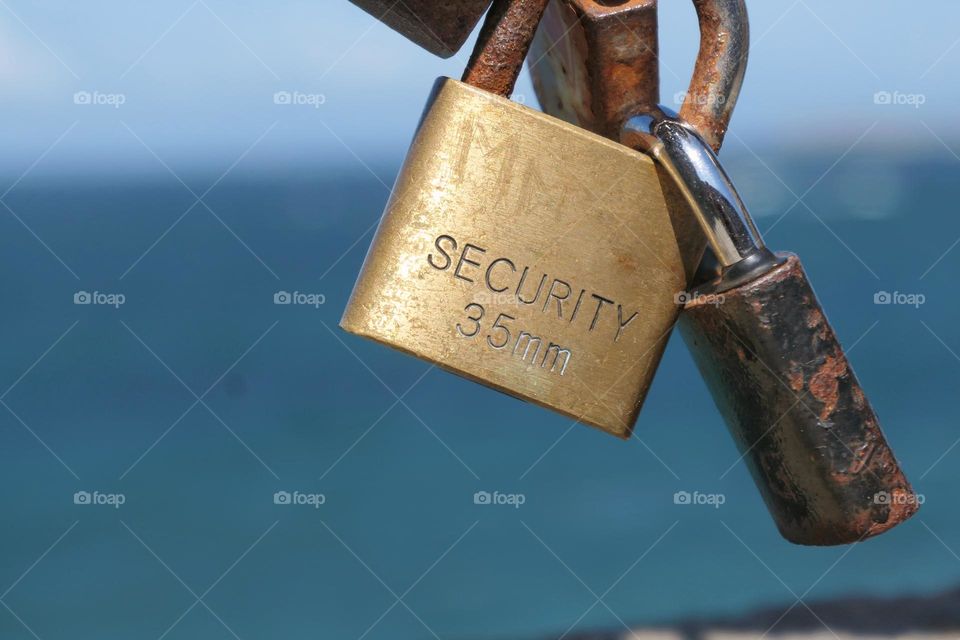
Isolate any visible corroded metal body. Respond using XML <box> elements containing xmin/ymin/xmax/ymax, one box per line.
<box><xmin>348</xmin><ymin>0</ymin><xmax>493</xmax><ymax>57</ymax></box>
<box><xmin>630</xmin><ymin>109</ymin><xmax>917</xmax><ymax>544</ymax></box>
<box><xmin>530</xmin><ymin>0</ymin><xmax>748</xmax><ymax>152</ymax></box>
<box><xmin>463</xmin><ymin>0</ymin><xmax>551</xmax><ymax>96</ymax></box>
<box><xmin>529</xmin><ymin>0</ymin><xmax>661</xmax><ymax>141</ymax></box>
<box><xmin>681</xmin><ymin>255</ymin><xmax>918</xmax><ymax>545</ymax></box>
<box><xmin>683</xmin><ymin>0</ymin><xmax>749</xmax><ymax>151</ymax></box>
<box><xmin>341</xmin><ymin>79</ymin><xmax>702</xmax><ymax>437</ymax></box>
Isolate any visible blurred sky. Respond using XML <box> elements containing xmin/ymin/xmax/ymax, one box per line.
<box><xmin>0</xmin><ymin>0</ymin><xmax>957</xmax><ymax>176</ymax></box>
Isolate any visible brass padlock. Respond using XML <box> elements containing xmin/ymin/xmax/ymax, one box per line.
<box><xmin>624</xmin><ymin>107</ymin><xmax>919</xmax><ymax>545</ymax></box>
<box><xmin>348</xmin><ymin>0</ymin><xmax>493</xmax><ymax>57</ymax></box>
<box><xmin>341</xmin><ymin>0</ymin><xmax>704</xmax><ymax>438</ymax></box>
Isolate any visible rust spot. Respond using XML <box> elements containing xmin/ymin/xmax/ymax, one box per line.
<box><xmin>788</xmin><ymin>369</ymin><xmax>804</xmax><ymax>392</ymax></box>
<box><xmin>615</xmin><ymin>252</ymin><xmax>640</xmax><ymax>272</ymax></box>
<box><xmin>809</xmin><ymin>354</ymin><xmax>848</xmax><ymax>420</ymax></box>
<box><xmin>806</xmin><ymin>307</ymin><xmax>830</xmax><ymax>341</ymax></box>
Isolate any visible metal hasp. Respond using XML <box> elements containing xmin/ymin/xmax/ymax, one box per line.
<box><xmin>624</xmin><ymin>109</ymin><xmax>918</xmax><ymax>545</ymax></box>
<box><xmin>528</xmin><ymin>0</ymin><xmax>748</xmax><ymax>151</ymax></box>
<box><xmin>348</xmin><ymin>0</ymin><xmax>493</xmax><ymax>57</ymax></box>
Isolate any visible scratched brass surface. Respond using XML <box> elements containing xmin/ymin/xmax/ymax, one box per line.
<box><xmin>341</xmin><ymin>79</ymin><xmax>703</xmax><ymax>438</ymax></box>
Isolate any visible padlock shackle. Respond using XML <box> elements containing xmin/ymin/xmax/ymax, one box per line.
<box><xmin>462</xmin><ymin>0</ymin><xmax>550</xmax><ymax>97</ymax></box>
<box><xmin>623</xmin><ymin>107</ymin><xmax>783</xmax><ymax>292</ymax></box>
<box><xmin>681</xmin><ymin>0</ymin><xmax>749</xmax><ymax>152</ymax></box>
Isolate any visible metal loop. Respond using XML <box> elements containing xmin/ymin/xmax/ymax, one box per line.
<box><xmin>681</xmin><ymin>0</ymin><xmax>750</xmax><ymax>151</ymax></box>
<box><xmin>622</xmin><ymin>107</ymin><xmax>782</xmax><ymax>291</ymax></box>
<box><xmin>528</xmin><ymin>0</ymin><xmax>748</xmax><ymax>151</ymax></box>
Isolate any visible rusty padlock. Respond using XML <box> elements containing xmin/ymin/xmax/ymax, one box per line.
<box><xmin>624</xmin><ymin>107</ymin><xmax>918</xmax><ymax>546</ymax></box>
<box><xmin>342</xmin><ymin>0</ymin><xmax>707</xmax><ymax>437</ymax></box>
<box><xmin>533</xmin><ymin>0</ymin><xmax>917</xmax><ymax>544</ymax></box>
<box><xmin>348</xmin><ymin>0</ymin><xmax>493</xmax><ymax>57</ymax></box>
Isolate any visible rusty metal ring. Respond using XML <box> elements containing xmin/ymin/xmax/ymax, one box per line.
<box><xmin>682</xmin><ymin>0</ymin><xmax>749</xmax><ymax>151</ymax></box>
<box><xmin>529</xmin><ymin>0</ymin><xmax>748</xmax><ymax>152</ymax></box>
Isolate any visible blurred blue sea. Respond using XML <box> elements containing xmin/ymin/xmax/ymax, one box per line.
<box><xmin>0</xmin><ymin>148</ymin><xmax>958</xmax><ymax>639</ymax></box>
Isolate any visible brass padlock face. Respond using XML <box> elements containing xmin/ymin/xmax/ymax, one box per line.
<box><xmin>342</xmin><ymin>79</ymin><xmax>702</xmax><ymax>437</ymax></box>
<box><xmin>349</xmin><ymin>0</ymin><xmax>493</xmax><ymax>58</ymax></box>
